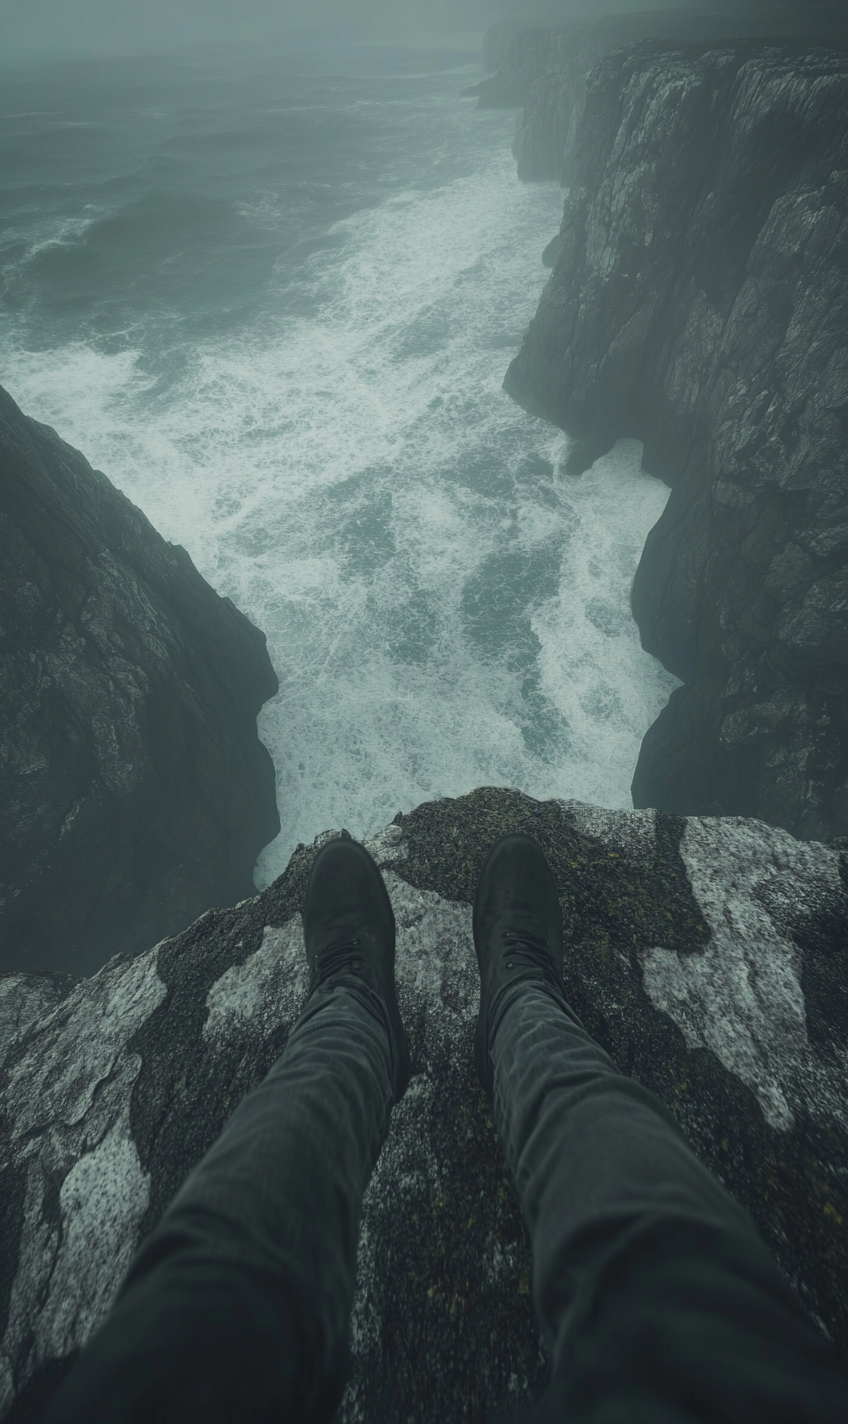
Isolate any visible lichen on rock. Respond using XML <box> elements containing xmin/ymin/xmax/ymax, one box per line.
<box><xmin>2</xmin><ymin>789</ymin><xmax>846</xmax><ymax>1422</ymax></box>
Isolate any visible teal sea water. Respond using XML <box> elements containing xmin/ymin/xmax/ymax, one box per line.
<box><xmin>0</xmin><ymin>42</ymin><xmax>679</xmax><ymax>884</ymax></box>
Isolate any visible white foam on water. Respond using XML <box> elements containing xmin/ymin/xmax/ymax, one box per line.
<box><xmin>2</xmin><ymin>110</ymin><xmax>679</xmax><ymax>887</ymax></box>
<box><xmin>531</xmin><ymin>440</ymin><xmax>679</xmax><ymax>808</ymax></box>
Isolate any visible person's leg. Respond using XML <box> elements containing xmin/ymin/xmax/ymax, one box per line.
<box><xmin>475</xmin><ymin>835</ymin><xmax>848</xmax><ymax>1424</ymax></box>
<box><xmin>43</xmin><ymin>838</ymin><xmax>409</xmax><ymax>1424</ymax></box>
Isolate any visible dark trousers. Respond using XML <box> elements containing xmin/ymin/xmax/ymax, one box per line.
<box><xmin>44</xmin><ymin>979</ymin><xmax>847</xmax><ymax>1423</ymax></box>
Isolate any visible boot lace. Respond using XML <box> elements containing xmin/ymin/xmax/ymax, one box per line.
<box><xmin>486</xmin><ymin>928</ymin><xmax>561</xmax><ymax>1045</ymax></box>
<box><xmin>314</xmin><ymin>936</ymin><xmax>366</xmax><ymax>985</ymax></box>
<box><xmin>501</xmin><ymin>928</ymin><xmax>555</xmax><ymax>980</ymax></box>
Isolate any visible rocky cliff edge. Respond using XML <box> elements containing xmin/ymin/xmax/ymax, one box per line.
<box><xmin>1</xmin><ymin>789</ymin><xmax>846</xmax><ymax>1421</ymax></box>
<box><xmin>493</xmin><ymin>8</ymin><xmax>848</xmax><ymax>184</ymax></box>
<box><xmin>0</xmin><ymin>384</ymin><xmax>280</xmax><ymax>977</ymax></box>
<box><xmin>505</xmin><ymin>42</ymin><xmax>848</xmax><ymax>842</ymax></box>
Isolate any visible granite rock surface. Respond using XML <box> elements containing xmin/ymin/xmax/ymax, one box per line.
<box><xmin>505</xmin><ymin>42</ymin><xmax>848</xmax><ymax>841</ymax></box>
<box><xmin>2</xmin><ymin>788</ymin><xmax>846</xmax><ymax>1422</ymax></box>
<box><xmin>0</xmin><ymin>383</ymin><xmax>280</xmax><ymax>977</ymax></box>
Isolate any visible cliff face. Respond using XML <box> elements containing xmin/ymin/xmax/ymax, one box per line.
<box><xmin>2</xmin><ymin>789</ymin><xmax>846</xmax><ymax>1421</ymax></box>
<box><xmin>472</xmin><ymin>26</ymin><xmax>577</xmax><ymax>110</ymax></box>
<box><xmin>482</xmin><ymin>19</ymin><xmax>523</xmax><ymax>75</ymax></box>
<box><xmin>477</xmin><ymin>7</ymin><xmax>848</xmax><ymax>183</ymax></box>
<box><xmin>0</xmin><ymin>384</ymin><xmax>280</xmax><ymax>978</ymax></box>
<box><xmin>514</xmin><ymin>49</ymin><xmax>594</xmax><ymax>186</ymax></box>
<box><xmin>505</xmin><ymin>43</ymin><xmax>848</xmax><ymax>842</ymax></box>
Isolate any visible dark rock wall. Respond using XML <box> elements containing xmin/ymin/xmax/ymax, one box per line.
<box><xmin>0</xmin><ymin>384</ymin><xmax>280</xmax><ymax>977</ymax></box>
<box><xmin>482</xmin><ymin>20</ymin><xmax>523</xmax><ymax>75</ymax></box>
<box><xmin>504</xmin><ymin>43</ymin><xmax>848</xmax><ymax>841</ymax></box>
<box><xmin>473</xmin><ymin>27</ymin><xmax>573</xmax><ymax>110</ymax></box>
<box><xmin>1</xmin><ymin>790</ymin><xmax>846</xmax><ymax>1422</ymax></box>
<box><xmin>515</xmin><ymin>55</ymin><xmax>593</xmax><ymax>186</ymax></box>
<box><xmin>477</xmin><ymin>7</ymin><xmax>848</xmax><ymax>183</ymax></box>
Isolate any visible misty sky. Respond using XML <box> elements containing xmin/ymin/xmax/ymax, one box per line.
<box><xmin>1</xmin><ymin>0</ymin><xmax>715</xmax><ymax>58</ymax></box>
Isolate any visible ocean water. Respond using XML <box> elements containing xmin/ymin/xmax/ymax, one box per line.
<box><xmin>0</xmin><ymin>42</ymin><xmax>679</xmax><ymax>885</ymax></box>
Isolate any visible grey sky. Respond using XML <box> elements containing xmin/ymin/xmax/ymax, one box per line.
<box><xmin>1</xmin><ymin>0</ymin><xmax>711</xmax><ymax>58</ymax></box>
<box><xmin>3</xmin><ymin>1</ymin><xmax>830</xmax><ymax>61</ymax></box>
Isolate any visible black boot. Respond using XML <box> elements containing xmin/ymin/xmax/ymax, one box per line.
<box><xmin>303</xmin><ymin>837</ymin><xmax>411</xmax><ymax>1102</ymax></box>
<box><xmin>473</xmin><ymin>833</ymin><xmax>565</xmax><ymax>1100</ymax></box>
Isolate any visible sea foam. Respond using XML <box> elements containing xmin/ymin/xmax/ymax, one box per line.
<box><xmin>1</xmin><ymin>63</ymin><xmax>678</xmax><ymax>885</ymax></box>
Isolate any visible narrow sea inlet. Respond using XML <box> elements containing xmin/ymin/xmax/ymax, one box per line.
<box><xmin>0</xmin><ymin>41</ymin><xmax>679</xmax><ymax>882</ymax></box>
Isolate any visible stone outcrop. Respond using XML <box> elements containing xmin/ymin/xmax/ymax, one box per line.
<box><xmin>541</xmin><ymin>232</ymin><xmax>560</xmax><ymax>268</ymax></box>
<box><xmin>514</xmin><ymin>37</ymin><xmax>596</xmax><ymax>185</ymax></box>
<box><xmin>472</xmin><ymin>26</ymin><xmax>588</xmax><ymax>111</ymax></box>
<box><xmin>1</xmin><ymin>788</ymin><xmax>846</xmax><ymax>1422</ymax></box>
<box><xmin>482</xmin><ymin>19</ymin><xmax>523</xmax><ymax>75</ymax></box>
<box><xmin>0</xmin><ymin>384</ymin><xmax>280</xmax><ymax>978</ymax></box>
<box><xmin>504</xmin><ymin>42</ymin><xmax>848</xmax><ymax>842</ymax></box>
<box><xmin>472</xmin><ymin>7</ymin><xmax>848</xmax><ymax>183</ymax></box>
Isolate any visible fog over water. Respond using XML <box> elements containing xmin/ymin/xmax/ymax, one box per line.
<box><xmin>0</xmin><ymin>43</ymin><xmax>679</xmax><ymax>883</ymax></box>
<box><xmin>2</xmin><ymin>1</ymin><xmax>710</xmax><ymax>58</ymax></box>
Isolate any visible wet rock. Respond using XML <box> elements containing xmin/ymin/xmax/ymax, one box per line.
<box><xmin>476</xmin><ymin>19</ymin><xmax>670</xmax><ymax>117</ymax></box>
<box><xmin>504</xmin><ymin>43</ymin><xmax>848</xmax><ymax>841</ymax></box>
<box><xmin>0</xmin><ymin>383</ymin><xmax>280</xmax><ymax>978</ymax></box>
<box><xmin>482</xmin><ymin>20</ymin><xmax>522</xmax><ymax>76</ymax></box>
<box><xmin>541</xmin><ymin>233</ymin><xmax>560</xmax><ymax>268</ymax></box>
<box><xmin>515</xmin><ymin>53</ymin><xmax>592</xmax><ymax>185</ymax></box>
<box><xmin>482</xmin><ymin>8</ymin><xmax>848</xmax><ymax>181</ymax></box>
<box><xmin>2</xmin><ymin>788</ymin><xmax>846</xmax><ymax>1422</ymax></box>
